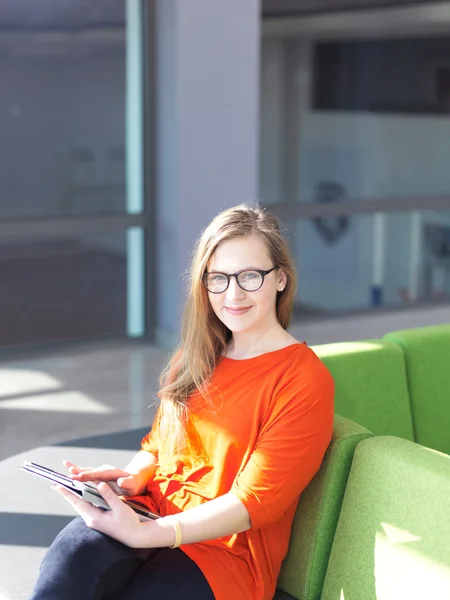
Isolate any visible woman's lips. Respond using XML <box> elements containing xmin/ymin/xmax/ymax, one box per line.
<box><xmin>225</xmin><ymin>306</ymin><xmax>252</xmax><ymax>316</ymax></box>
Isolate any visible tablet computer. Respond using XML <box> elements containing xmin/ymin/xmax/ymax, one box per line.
<box><xmin>19</xmin><ymin>461</ymin><xmax>160</xmax><ymax>521</ymax></box>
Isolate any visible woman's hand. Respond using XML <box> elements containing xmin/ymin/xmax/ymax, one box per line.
<box><xmin>53</xmin><ymin>482</ymin><xmax>150</xmax><ymax>548</ymax></box>
<box><xmin>63</xmin><ymin>461</ymin><xmax>148</xmax><ymax>496</ymax></box>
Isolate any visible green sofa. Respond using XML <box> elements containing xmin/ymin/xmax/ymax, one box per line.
<box><xmin>384</xmin><ymin>324</ymin><xmax>450</xmax><ymax>455</ymax></box>
<box><xmin>313</xmin><ymin>324</ymin><xmax>450</xmax><ymax>455</ymax></box>
<box><xmin>275</xmin><ymin>324</ymin><xmax>450</xmax><ymax>600</ymax></box>
<box><xmin>321</xmin><ymin>436</ymin><xmax>450</xmax><ymax>600</ymax></box>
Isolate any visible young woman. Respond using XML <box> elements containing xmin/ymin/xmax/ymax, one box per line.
<box><xmin>30</xmin><ymin>204</ymin><xmax>334</xmax><ymax>600</ymax></box>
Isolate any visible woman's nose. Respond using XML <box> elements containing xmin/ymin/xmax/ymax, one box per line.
<box><xmin>226</xmin><ymin>277</ymin><xmax>245</xmax><ymax>300</ymax></box>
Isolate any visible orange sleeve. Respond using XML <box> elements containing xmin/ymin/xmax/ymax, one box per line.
<box><xmin>230</xmin><ymin>358</ymin><xmax>334</xmax><ymax>530</ymax></box>
<box><xmin>140</xmin><ymin>407</ymin><xmax>160</xmax><ymax>457</ymax></box>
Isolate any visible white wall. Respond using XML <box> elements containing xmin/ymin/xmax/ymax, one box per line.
<box><xmin>260</xmin><ymin>38</ymin><xmax>450</xmax><ymax>311</ymax></box>
<box><xmin>298</xmin><ymin>112</ymin><xmax>450</xmax><ymax>202</ymax></box>
<box><xmin>154</xmin><ymin>0</ymin><xmax>261</xmax><ymax>345</ymax></box>
<box><xmin>297</xmin><ymin>112</ymin><xmax>450</xmax><ymax>308</ymax></box>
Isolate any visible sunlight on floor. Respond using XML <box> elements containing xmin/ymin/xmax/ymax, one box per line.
<box><xmin>0</xmin><ymin>369</ymin><xmax>61</xmax><ymax>398</ymax></box>
<box><xmin>0</xmin><ymin>367</ymin><xmax>112</xmax><ymax>414</ymax></box>
<box><xmin>0</xmin><ymin>390</ymin><xmax>112</xmax><ymax>414</ymax></box>
<box><xmin>0</xmin><ymin>544</ymin><xmax>47</xmax><ymax>600</ymax></box>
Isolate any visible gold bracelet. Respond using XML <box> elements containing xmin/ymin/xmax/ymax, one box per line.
<box><xmin>169</xmin><ymin>520</ymin><xmax>183</xmax><ymax>549</ymax></box>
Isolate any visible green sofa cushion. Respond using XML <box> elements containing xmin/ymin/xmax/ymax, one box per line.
<box><xmin>321</xmin><ymin>436</ymin><xmax>450</xmax><ymax>600</ymax></box>
<box><xmin>313</xmin><ymin>340</ymin><xmax>414</xmax><ymax>440</ymax></box>
<box><xmin>384</xmin><ymin>325</ymin><xmax>450</xmax><ymax>454</ymax></box>
<box><xmin>277</xmin><ymin>415</ymin><xmax>373</xmax><ymax>600</ymax></box>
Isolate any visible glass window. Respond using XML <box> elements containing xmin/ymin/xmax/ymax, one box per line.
<box><xmin>0</xmin><ymin>232</ymin><xmax>128</xmax><ymax>347</ymax></box>
<box><xmin>0</xmin><ymin>0</ymin><xmax>130</xmax><ymax>219</ymax></box>
<box><xmin>0</xmin><ymin>1</ymin><xmax>147</xmax><ymax>348</ymax></box>
<box><xmin>261</xmin><ymin>4</ymin><xmax>450</xmax><ymax>316</ymax></box>
<box><xmin>260</xmin><ymin>9</ymin><xmax>450</xmax><ymax>206</ymax></box>
<box><xmin>290</xmin><ymin>210</ymin><xmax>450</xmax><ymax>316</ymax></box>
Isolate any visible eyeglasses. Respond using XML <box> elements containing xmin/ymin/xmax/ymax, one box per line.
<box><xmin>202</xmin><ymin>266</ymin><xmax>278</xmax><ymax>294</ymax></box>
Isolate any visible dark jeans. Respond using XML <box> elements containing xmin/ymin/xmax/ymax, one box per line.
<box><xmin>29</xmin><ymin>517</ymin><xmax>215</xmax><ymax>600</ymax></box>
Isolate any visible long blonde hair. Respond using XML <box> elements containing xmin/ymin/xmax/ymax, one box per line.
<box><xmin>156</xmin><ymin>204</ymin><xmax>297</xmax><ymax>456</ymax></box>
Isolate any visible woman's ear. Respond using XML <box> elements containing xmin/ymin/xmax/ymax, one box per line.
<box><xmin>277</xmin><ymin>269</ymin><xmax>287</xmax><ymax>292</ymax></box>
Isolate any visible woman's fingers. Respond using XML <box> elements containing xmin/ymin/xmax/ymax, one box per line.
<box><xmin>53</xmin><ymin>482</ymin><xmax>144</xmax><ymax>546</ymax></box>
<box><xmin>70</xmin><ymin>465</ymin><xmax>129</xmax><ymax>483</ymax></box>
<box><xmin>116</xmin><ymin>475</ymin><xmax>140</xmax><ymax>496</ymax></box>
<box><xmin>62</xmin><ymin>460</ymin><xmax>135</xmax><ymax>491</ymax></box>
<box><xmin>116</xmin><ymin>475</ymin><xmax>134</xmax><ymax>489</ymax></box>
<box><xmin>96</xmin><ymin>482</ymin><xmax>123</xmax><ymax>508</ymax></box>
<box><xmin>52</xmin><ymin>485</ymin><xmax>101</xmax><ymax>523</ymax></box>
<box><xmin>63</xmin><ymin>460</ymin><xmax>92</xmax><ymax>474</ymax></box>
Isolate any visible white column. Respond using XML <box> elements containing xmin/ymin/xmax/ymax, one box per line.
<box><xmin>126</xmin><ymin>0</ymin><xmax>144</xmax><ymax>337</ymax></box>
<box><xmin>408</xmin><ymin>211</ymin><xmax>422</xmax><ymax>303</ymax></box>
<box><xmin>371</xmin><ymin>212</ymin><xmax>386</xmax><ymax>306</ymax></box>
<box><xmin>127</xmin><ymin>227</ymin><xmax>144</xmax><ymax>337</ymax></box>
<box><xmin>155</xmin><ymin>0</ymin><xmax>261</xmax><ymax>348</ymax></box>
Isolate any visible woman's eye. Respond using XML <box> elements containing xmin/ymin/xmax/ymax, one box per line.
<box><xmin>241</xmin><ymin>271</ymin><xmax>258</xmax><ymax>281</ymax></box>
<box><xmin>212</xmin><ymin>274</ymin><xmax>227</xmax><ymax>283</ymax></box>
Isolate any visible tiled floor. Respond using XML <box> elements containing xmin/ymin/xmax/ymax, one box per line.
<box><xmin>0</xmin><ymin>341</ymin><xmax>169</xmax><ymax>461</ymax></box>
<box><xmin>1</xmin><ymin>300</ymin><xmax>448</xmax><ymax>462</ymax></box>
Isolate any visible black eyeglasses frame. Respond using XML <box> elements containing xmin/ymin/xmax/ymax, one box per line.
<box><xmin>202</xmin><ymin>266</ymin><xmax>278</xmax><ymax>294</ymax></box>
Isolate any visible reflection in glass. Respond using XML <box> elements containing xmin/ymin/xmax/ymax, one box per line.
<box><xmin>0</xmin><ymin>1</ymin><xmax>128</xmax><ymax>218</ymax></box>
<box><xmin>0</xmin><ymin>233</ymin><xmax>128</xmax><ymax>346</ymax></box>
<box><xmin>260</xmin><ymin>13</ymin><xmax>450</xmax><ymax>206</ymax></box>
<box><xmin>261</xmin><ymin>6</ymin><xmax>450</xmax><ymax>318</ymax></box>
<box><xmin>290</xmin><ymin>211</ymin><xmax>450</xmax><ymax>317</ymax></box>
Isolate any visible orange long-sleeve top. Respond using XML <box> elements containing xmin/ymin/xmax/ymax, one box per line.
<box><xmin>136</xmin><ymin>343</ymin><xmax>334</xmax><ymax>600</ymax></box>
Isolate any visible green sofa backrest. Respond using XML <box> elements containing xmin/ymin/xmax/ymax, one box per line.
<box><xmin>321</xmin><ymin>436</ymin><xmax>450</xmax><ymax>600</ymax></box>
<box><xmin>313</xmin><ymin>340</ymin><xmax>414</xmax><ymax>440</ymax></box>
<box><xmin>277</xmin><ymin>415</ymin><xmax>373</xmax><ymax>600</ymax></box>
<box><xmin>384</xmin><ymin>325</ymin><xmax>450</xmax><ymax>455</ymax></box>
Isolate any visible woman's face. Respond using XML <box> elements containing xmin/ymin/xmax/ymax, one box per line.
<box><xmin>206</xmin><ymin>235</ymin><xmax>287</xmax><ymax>336</ymax></box>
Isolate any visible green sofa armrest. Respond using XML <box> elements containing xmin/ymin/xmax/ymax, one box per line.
<box><xmin>322</xmin><ymin>435</ymin><xmax>450</xmax><ymax>600</ymax></box>
<box><xmin>277</xmin><ymin>414</ymin><xmax>373</xmax><ymax>600</ymax></box>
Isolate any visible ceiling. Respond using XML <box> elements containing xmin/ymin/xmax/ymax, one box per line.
<box><xmin>261</xmin><ymin>0</ymin><xmax>440</xmax><ymax>16</ymax></box>
<box><xmin>0</xmin><ymin>0</ymin><xmax>445</xmax><ymax>30</ymax></box>
<box><xmin>263</xmin><ymin>1</ymin><xmax>450</xmax><ymax>40</ymax></box>
<box><xmin>2</xmin><ymin>0</ymin><xmax>450</xmax><ymax>50</ymax></box>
